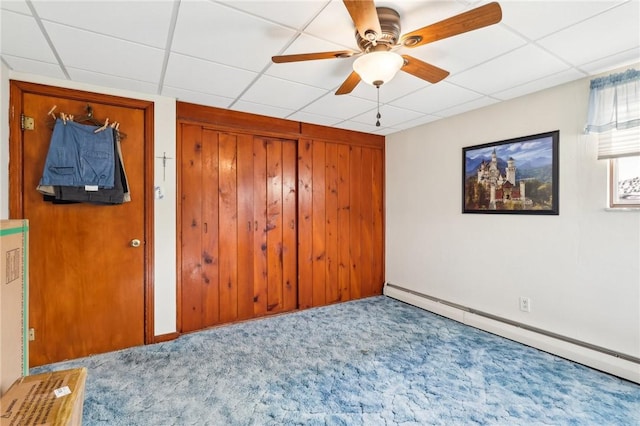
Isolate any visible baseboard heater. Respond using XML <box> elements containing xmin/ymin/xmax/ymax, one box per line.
<box><xmin>385</xmin><ymin>283</ymin><xmax>640</xmax><ymax>365</ymax></box>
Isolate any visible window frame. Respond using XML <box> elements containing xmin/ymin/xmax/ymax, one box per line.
<box><xmin>609</xmin><ymin>156</ymin><xmax>640</xmax><ymax>208</ymax></box>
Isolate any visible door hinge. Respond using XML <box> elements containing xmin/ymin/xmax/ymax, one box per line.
<box><xmin>29</xmin><ymin>328</ymin><xmax>35</xmax><ymax>341</ymax></box>
<box><xmin>21</xmin><ymin>114</ymin><xmax>35</xmax><ymax>131</ymax></box>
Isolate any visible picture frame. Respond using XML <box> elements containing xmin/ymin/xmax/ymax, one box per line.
<box><xmin>463</xmin><ymin>131</ymin><xmax>559</xmax><ymax>215</ymax></box>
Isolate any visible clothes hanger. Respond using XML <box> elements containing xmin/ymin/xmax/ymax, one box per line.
<box><xmin>46</xmin><ymin>104</ymin><xmax>127</xmax><ymax>139</ymax></box>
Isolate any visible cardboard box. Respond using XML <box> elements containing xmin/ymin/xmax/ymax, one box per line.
<box><xmin>0</xmin><ymin>220</ymin><xmax>29</xmax><ymax>394</ymax></box>
<box><xmin>0</xmin><ymin>368</ymin><xmax>87</xmax><ymax>426</ymax></box>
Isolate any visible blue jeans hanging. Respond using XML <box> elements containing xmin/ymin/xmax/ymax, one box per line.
<box><xmin>40</xmin><ymin>118</ymin><xmax>115</xmax><ymax>188</ymax></box>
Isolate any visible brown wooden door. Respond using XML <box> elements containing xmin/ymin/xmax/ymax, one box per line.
<box><xmin>180</xmin><ymin>125</ymin><xmax>297</xmax><ymax>332</ymax></box>
<box><xmin>9</xmin><ymin>82</ymin><xmax>153</xmax><ymax>366</ymax></box>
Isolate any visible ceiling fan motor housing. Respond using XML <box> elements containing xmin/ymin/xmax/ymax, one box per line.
<box><xmin>356</xmin><ymin>7</ymin><xmax>401</xmax><ymax>52</ymax></box>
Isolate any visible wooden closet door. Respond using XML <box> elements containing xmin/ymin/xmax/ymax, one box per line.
<box><xmin>180</xmin><ymin>125</ymin><xmax>297</xmax><ymax>332</ymax></box>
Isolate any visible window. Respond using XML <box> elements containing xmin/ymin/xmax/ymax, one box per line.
<box><xmin>610</xmin><ymin>155</ymin><xmax>640</xmax><ymax>208</ymax></box>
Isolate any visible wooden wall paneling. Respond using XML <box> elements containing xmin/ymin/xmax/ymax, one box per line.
<box><xmin>349</xmin><ymin>145</ymin><xmax>362</xmax><ymax>299</ymax></box>
<box><xmin>252</xmin><ymin>138</ymin><xmax>269</xmax><ymax>316</ymax></box>
<box><xmin>325</xmin><ymin>143</ymin><xmax>340</xmax><ymax>304</ymax></box>
<box><xmin>360</xmin><ymin>148</ymin><xmax>374</xmax><ymax>297</ymax></box>
<box><xmin>218</xmin><ymin>133</ymin><xmax>239</xmax><ymax>322</ymax></box>
<box><xmin>297</xmin><ymin>140</ymin><xmax>314</xmax><ymax>309</ymax></box>
<box><xmin>372</xmin><ymin>148</ymin><xmax>384</xmax><ymax>294</ymax></box>
<box><xmin>266</xmin><ymin>139</ymin><xmax>284</xmax><ymax>312</ymax></box>
<box><xmin>201</xmin><ymin>130</ymin><xmax>221</xmax><ymax>327</ymax></box>
<box><xmin>180</xmin><ymin>124</ymin><xmax>205</xmax><ymax>332</ymax></box>
<box><xmin>311</xmin><ymin>140</ymin><xmax>327</xmax><ymax>307</ymax></box>
<box><xmin>236</xmin><ymin>133</ymin><xmax>256</xmax><ymax>320</ymax></box>
<box><xmin>337</xmin><ymin>144</ymin><xmax>351</xmax><ymax>302</ymax></box>
<box><xmin>282</xmin><ymin>141</ymin><xmax>298</xmax><ymax>312</ymax></box>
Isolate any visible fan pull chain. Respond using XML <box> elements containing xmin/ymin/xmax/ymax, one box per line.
<box><xmin>375</xmin><ymin>82</ymin><xmax>381</xmax><ymax>127</ymax></box>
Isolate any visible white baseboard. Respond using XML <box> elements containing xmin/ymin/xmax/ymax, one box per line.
<box><xmin>384</xmin><ymin>284</ymin><xmax>640</xmax><ymax>384</ymax></box>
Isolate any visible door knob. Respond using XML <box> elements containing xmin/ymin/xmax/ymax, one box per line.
<box><xmin>130</xmin><ymin>239</ymin><xmax>141</xmax><ymax>248</ymax></box>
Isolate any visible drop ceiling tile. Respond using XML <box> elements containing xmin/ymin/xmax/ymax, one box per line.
<box><xmin>501</xmin><ymin>0</ymin><xmax>625</xmax><ymax>41</ymax></box>
<box><xmin>232</xmin><ymin>100</ymin><xmax>296</xmax><ymax>119</ymax></box>
<box><xmin>0</xmin><ymin>1</ymin><xmax>30</xmax><ymax>14</ymax></box>
<box><xmin>391</xmin><ymin>114</ymin><xmax>441</xmax><ymax>131</ymax></box>
<box><xmin>303</xmin><ymin>0</ymin><xmax>359</xmax><ymax>49</ymax></box>
<box><xmin>164</xmin><ymin>53</ymin><xmax>257</xmax><ymax>99</ymax></box>
<box><xmin>1</xmin><ymin>55</ymin><xmax>65</xmax><ymax>79</ymax></box>
<box><xmin>287</xmin><ymin>111</ymin><xmax>342</xmax><ymax>127</ymax></box>
<box><xmin>240</xmin><ymin>74</ymin><xmax>328</xmax><ymax>110</ymax></box>
<box><xmin>391</xmin><ymin>1</ymin><xmax>467</xmax><ymax>39</ymax></box>
<box><xmin>219</xmin><ymin>0</ymin><xmax>328</xmax><ymax>29</ymax></box>
<box><xmin>67</xmin><ymin>67</ymin><xmax>158</xmax><ymax>95</ymax></box>
<box><xmin>172</xmin><ymin>1</ymin><xmax>296</xmax><ymax>72</ymax></box>
<box><xmin>492</xmin><ymin>68</ymin><xmax>587</xmax><ymax>101</ymax></box>
<box><xmin>579</xmin><ymin>48</ymin><xmax>640</xmax><ymax>75</ymax></box>
<box><xmin>435</xmin><ymin>96</ymin><xmax>499</xmax><ymax>118</ymax></box>
<box><xmin>333</xmin><ymin>119</ymin><xmax>381</xmax><ymax>134</ymax></box>
<box><xmin>537</xmin><ymin>1</ymin><xmax>640</xmax><ymax>67</ymax></box>
<box><xmin>43</xmin><ymin>21</ymin><xmax>164</xmax><ymax>83</ymax></box>
<box><xmin>161</xmin><ymin>85</ymin><xmax>234</xmax><ymax>110</ymax></box>
<box><xmin>351</xmin><ymin>104</ymin><xmax>424</xmax><ymax>128</ymax></box>
<box><xmin>448</xmin><ymin>44</ymin><xmax>571</xmax><ymax>95</ymax></box>
<box><xmin>301</xmin><ymin>92</ymin><xmax>377</xmax><ymax>119</ymax></box>
<box><xmin>404</xmin><ymin>25</ymin><xmax>526</xmax><ymax>76</ymax></box>
<box><xmin>32</xmin><ymin>1</ymin><xmax>175</xmax><ymax>48</ymax></box>
<box><xmin>389</xmin><ymin>81</ymin><xmax>483</xmax><ymax>115</ymax></box>
<box><xmin>1</xmin><ymin>10</ymin><xmax>57</xmax><ymax>62</ymax></box>
<box><xmin>266</xmin><ymin>34</ymin><xmax>356</xmax><ymax>89</ymax></box>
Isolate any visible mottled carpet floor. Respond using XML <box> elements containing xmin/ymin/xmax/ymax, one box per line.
<box><xmin>32</xmin><ymin>296</ymin><xmax>640</xmax><ymax>425</ymax></box>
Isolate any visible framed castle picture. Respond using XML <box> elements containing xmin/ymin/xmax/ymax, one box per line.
<box><xmin>462</xmin><ymin>131</ymin><xmax>559</xmax><ymax>215</ymax></box>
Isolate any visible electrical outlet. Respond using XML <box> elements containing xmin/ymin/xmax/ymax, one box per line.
<box><xmin>519</xmin><ymin>297</ymin><xmax>531</xmax><ymax>312</ymax></box>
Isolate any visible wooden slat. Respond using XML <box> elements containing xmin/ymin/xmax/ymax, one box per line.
<box><xmin>236</xmin><ymin>133</ymin><xmax>255</xmax><ymax>320</ymax></box>
<box><xmin>360</xmin><ymin>148</ymin><xmax>374</xmax><ymax>297</ymax></box>
<box><xmin>218</xmin><ymin>133</ymin><xmax>239</xmax><ymax>322</ymax></box>
<box><xmin>300</xmin><ymin>123</ymin><xmax>385</xmax><ymax>148</ymax></box>
<box><xmin>312</xmin><ymin>140</ymin><xmax>327</xmax><ymax>307</ymax></box>
<box><xmin>282</xmin><ymin>140</ymin><xmax>298</xmax><ymax>311</ymax></box>
<box><xmin>180</xmin><ymin>124</ymin><xmax>204</xmax><ymax>332</ymax></box>
<box><xmin>266</xmin><ymin>139</ymin><xmax>284</xmax><ymax>312</ymax></box>
<box><xmin>372</xmin><ymin>148</ymin><xmax>384</xmax><ymax>294</ymax></box>
<box><xmin>202</xmin><ymin>130</ymin><xmax>221</xmax><ymax>327</ymax></box>
<box><xmin>297</xmin><ymin>139</ymin><xmax>314</xmax><ymax>309</ymax></box>
<box><xmin>337</xmin><ymin>144</ymin><xmax>351</xmax><ymax>301</ymax></box>
<box><xmin>325</xmin><ymin>143</ymin><xmax>339</xmax><ymax>304</ymax></box>
<box><xmin>349</xmin><ymin>146</ymin><xmax>362</xmax><ymax>299</ymax></box>
<box><xmin>253</xmin><ymin>137</ymin><xmax>268</xmax><ymax>316</ymax></box>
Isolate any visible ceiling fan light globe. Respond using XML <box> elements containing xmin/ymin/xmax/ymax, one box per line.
<box><xmin>353</xmin><ymin>51</ymin><xmax>404</xmax><ymax>86</ymax></box>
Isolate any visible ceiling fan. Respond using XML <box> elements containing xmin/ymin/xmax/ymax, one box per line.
<box><xmin>272</xmin><ymin>1</ymin><xmax>503</xmax><ymax>95</ymax></box>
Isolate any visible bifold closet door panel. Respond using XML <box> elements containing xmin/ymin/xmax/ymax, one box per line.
<box><xmin>298</xmin><ymin>139</ymin><xmax>384</xmax><ymax>309</ymax></box>
<box><xmin>180</xmin><ymin>126</ymin><xmax>297</xmax><ymax>332</ymax></box>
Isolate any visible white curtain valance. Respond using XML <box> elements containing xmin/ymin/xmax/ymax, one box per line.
<box><xmin>585</xmin><ymin>69</ymin><xmax>640</xmax><ymax>159</ymax></box>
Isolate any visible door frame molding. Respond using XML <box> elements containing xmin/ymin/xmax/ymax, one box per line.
<box><xmin>8</xmin><ymin>80</ymin><xmax>156</xmax><ymax>345</ymax></box>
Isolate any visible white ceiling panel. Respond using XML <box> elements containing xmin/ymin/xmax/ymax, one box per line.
<box><xmin>172</xmin><ymin>1</ymin><xmax>295</xmax><ymax>72</ymax></box>
<box><xmin>1</xmin><ymin>0</ymin><xmax>639</xmax><ymax>136</ymax></box>
<box><xmin>0</xmin><ymin>10</ymin><xmax>58</xmax><ymax>62</ymax></box>
<box><xmin>389</xmin><ymin>81</ymin><xmax>484</xmax><ymax>115</ymax></box>
<box><xmin>302</xmin><ymin>92</ymin><xmax>377</xmax><ymax>119</ymax></box>
<box><xmin>500</xmin><ymin>0</ymin><xmax>625</xmax><ymax>41</ymax></box>
<box><xmin>161</xmin><ymin>85</ymin><xmax>234</xmax><ymax>110</ymax></box>
<box><xmin>67</xmin><ymin>67</ymin><xmax>159</xmax><ymax>95</ymax></box>
<box><xmin>32</xmin><ymin>1</ymin><xmax>175</xmax><ymax>49</ymax></box>
<box><xmin>537</xmin><ymin>1</ymin><xmax>640</xmax><ymax>67</ymax></box>
<box><xmin>449</xmin><ymin>44</ymin><xmax>571</xmax><ymax>95</ymax></box>
<box><xmin>164</xmin><ymin>53</ymin><xmax>257</xmax><ymax>99</ymax></box>
<box><xmin>240</xmin><ymin>74</ymin><xmax>328</xmax><ymax>110</ymax></box>
<box><xmin>43</xmin><ymin>21</ymin><xmax>165</xmax><ymax>83</ymax></box>
<box><xmin>219</xmin><ymin>0</ymin><xmax>328</xmax><ymax>29</ymax></box>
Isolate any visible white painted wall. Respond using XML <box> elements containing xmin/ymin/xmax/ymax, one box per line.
<box><xmin>0</xmin><ymin>71</ymin><xmax>177</xmax><ymax>336</ymax></box>
<box><xmin>385</xmin><ymin>66</ymin><xmax>640</xmax><ymax>381</ymax></box>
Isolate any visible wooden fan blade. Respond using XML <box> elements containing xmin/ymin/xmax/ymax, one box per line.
<box><xmin>401</xmin><ymin>2</ymin><xmax>502</xmax><ymax>48</ymax></box>
<box><xmin>336</xmin><ymin>71</ymin><xmax>361</xmax><ymax>95</ymax></box>
<box><xmin>272</xmin><ymin>51</ymin><xmax>356</xmax><ymax>63</ymax></box>
<box><xmin>401</xmin><ymin>55</ymin><xmax>450</xmax><ymax>84</ymax></box>
<box><xmin>343</xmin><ymin>0</ymin><xmax>382</xmax><ymax>41</ymax></box>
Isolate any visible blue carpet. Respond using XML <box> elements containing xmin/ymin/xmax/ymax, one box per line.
<box><xmin>32</xmin><ymin>296</ymin><xmax>640</xmax><ymax>425</ymax></box>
